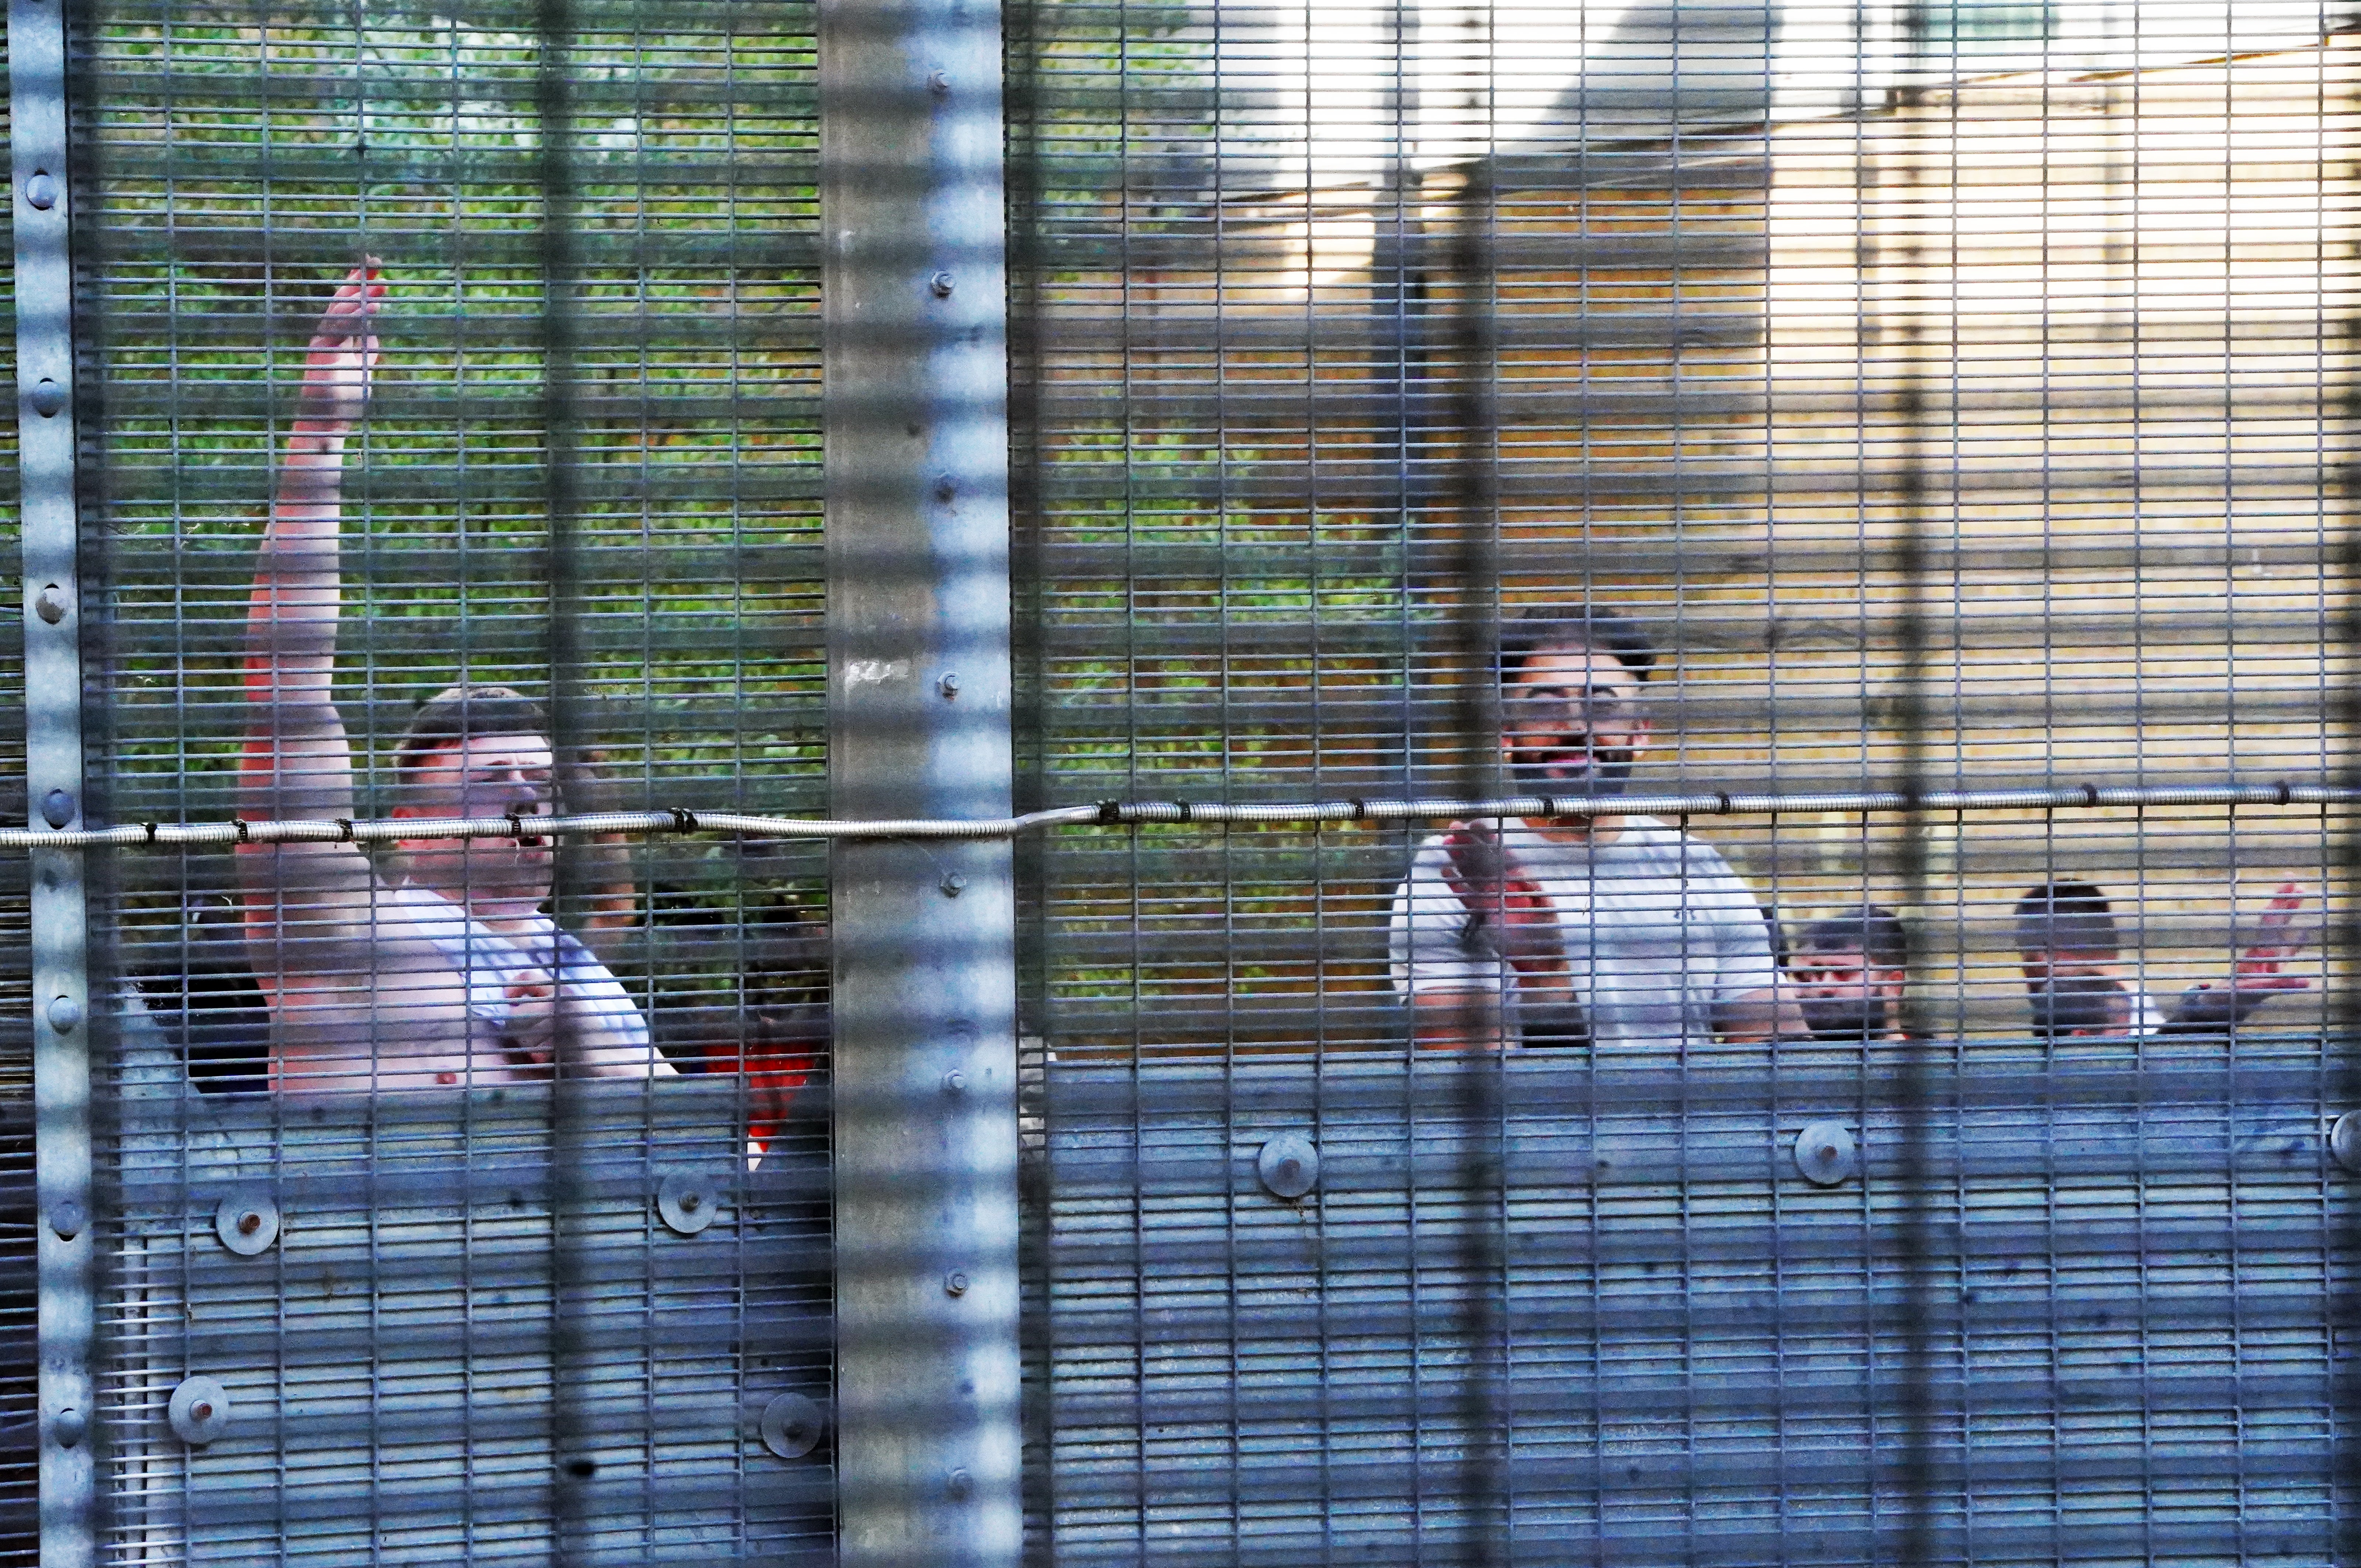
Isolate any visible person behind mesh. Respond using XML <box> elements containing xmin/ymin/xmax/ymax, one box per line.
<box><xmin>1387</xmin><ymin>603</ymin><xmax>1804</xmax><ymax>1050</ymax></box>
<box><xmin>239</xmin><ymin>264</ymin><xmax>673</xmax><ymax>1090</ymax></box>
<box><xmin>1786</xmin><ymin>904</ymin><xmax>1914</xmax><ymax>1043</ymax></box>
<box><xmin>2013</xmin><ymin>878</ymin><xmax>2311</xmax><ymax>1039</ymax></box>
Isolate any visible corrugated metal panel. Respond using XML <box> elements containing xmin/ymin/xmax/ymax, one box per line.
<box><xmin>1042</xmin><ymin>1048</ymin><xmax>2345</xmax><ymax>1565</ymax></box>
<box><xmin>103</xmin><ymin>1057</ymin><xmax>830</xmax><ymax>1563</ymax></box>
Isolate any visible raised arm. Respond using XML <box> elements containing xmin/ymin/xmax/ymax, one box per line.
<box><xmin>2161</xmin><ymin>881</ymin><xmax>2313</xmax><ymax>1034</ymax></box>
<box><xmin>240</xmin><ymin>264</ymin><xmax>382</xmax><ymax>827</ymax></box>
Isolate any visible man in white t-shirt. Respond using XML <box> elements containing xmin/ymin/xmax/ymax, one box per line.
<box><xmin>1389</xmin><ymin>606</ymin><xmax>1802</xmax><ymax>1051</ymax></box>
<box><xmin>239</xmin><ymin>264</ymin><xmax>673</xmax><ymax>1092</ymax></box>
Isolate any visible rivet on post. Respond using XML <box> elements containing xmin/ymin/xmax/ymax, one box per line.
<box><xmin>22</xmin><ymin>171</ymin><xmax>55</xmax><ymax>210</ymax></box>
<box><xmin>34</xmin><ymin>583</ymin><xmax>69</xmax><ymax>625</ymax></box>
<box><xmin>2329</xmin><ymin>1110</ymin><xmax>2361</xmax><ymax>1173</ymax></box>
<box><xmin>941</xmin><ymin>872</ymin><xmax>968</xmax><ymax>898</ymax></box>
<box><xmin>50</xmin><ymin>1407</ymin><xmax>84</xmax><ymax>1449</ymax></box>
<box><xmin>929</xmin><ymin>271</ymin><xmax>955</xmax><ymax>298</ymax></box>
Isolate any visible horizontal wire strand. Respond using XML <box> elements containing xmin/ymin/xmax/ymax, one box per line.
<box><xmin>3</xmin><ymin>779</ymin><xmax>2350</xmax><ymax>850</ymax></box>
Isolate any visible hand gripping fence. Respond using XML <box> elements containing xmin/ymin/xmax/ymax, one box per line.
<box><xmin>0</xmin><ymin>779</ymin><xmax>2346</xmax><ymax>850</ymax></box>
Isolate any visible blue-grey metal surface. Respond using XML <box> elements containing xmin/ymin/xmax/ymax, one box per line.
<box><xmin>101</xmin><ymin>1062</ymin><xmax>829</xmax><ymax>1564</ymax></box>
<box><xmin>11</xmin><ymin>0</ymin><xmax>93</xmax><ymax>1556</ymax></box>
<box><xmin>820</xmin><ymin>0</ymin><xmax>1022</xmax><ymax>1550</ymax></box>
<box><xmin>1041</xmin><ymin>1047</ymin><xmax>2347</xmax><ymax>1565</ymax></box>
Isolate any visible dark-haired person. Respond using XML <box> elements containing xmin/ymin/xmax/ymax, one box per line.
<box><xmin>1388</xmin><ymin>604</ymin><xmax>1804</xmax><ymax>1050</ymax></box>
<box><xmin>240</xmin><ymin>265</ymin><xmax>672</xmax><ymax>1090</ymax></box>
<box><xmin>2013</xmin><ymin>878</ymin><xmax>2311</xmax><ymax>1038</ymax></box>
<box><xmin>1787</xmin><ymin>905</ymin><xmax>1912</xmax><ymax>1043</ymax></box>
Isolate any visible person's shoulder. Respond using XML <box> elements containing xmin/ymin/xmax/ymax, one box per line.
<box><xmin>1617</xmin><ymin>820</ymin><xmax>1752</xmax><ymax>880</ymax></box>
<box><xmin>378</xmin><ymin>880</ymin><xmax>456</xmax><ymax>922</ymax></box>
<box><xmin>1604</xmin><ymin>817</ymin><xmax>1710</xmax><ymax>861</ymax></box>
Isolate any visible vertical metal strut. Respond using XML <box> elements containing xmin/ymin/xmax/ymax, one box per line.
<box><xmin>820</xmin><ymin>0</ymin><xmax>1020</xmax><ymax>1560</ymax></box>
<box><xmin>10</xmin><ymin>0</ymin><xmax>94</xmax><ymax>1560</ymax></box>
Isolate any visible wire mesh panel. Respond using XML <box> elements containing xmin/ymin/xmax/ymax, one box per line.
<box><xmin>0</xmin><ymin>150</ymin><xmax>40</xmax><ymax>1561</ymax></box>
<box><xmin>69</xmin><ymin>2</ymin><xmax>831</xmax><ymax>1557</ymax></box>
<box><xmin>1009</xmin><ymin>3</ymin><xmax>2361</xmax><ymax>1562</ymax></box>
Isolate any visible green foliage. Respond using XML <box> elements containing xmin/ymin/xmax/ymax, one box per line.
<box><xmin>91</xmin><ymin>3</ymin><xmax>830</xmax><ymax>1010</ymax></box>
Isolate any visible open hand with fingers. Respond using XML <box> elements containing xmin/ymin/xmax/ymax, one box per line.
<box><xmin>1440</xmin><ymin>820</ymin><xmax>1569</xmax><ymax>976</ymax></box>
<box><xmin>294</xmin><ymin>258</ymin><xmax>384</xmax><ymax>429</ymax></box>
<box><xmin>2166</xmin><ymin>881</ymin><xmax>2313</xmax><ymax>1032</ymax></box>
<box><xmin>2230</xmin><ymin>881</ymin><xmax>2313</xmax><ymax>992</ymax></box>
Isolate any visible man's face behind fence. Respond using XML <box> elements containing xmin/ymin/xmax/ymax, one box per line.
<box><xmin>393</xmin><ymin>732</ymin><xmax>558</xmax><ymax>904</ymax></box>
<box><xmin>1502</xmin><ymin>645</ymin><xmax>1651</xmax><ymax>795</ymax></box>
<box><xmin>1788</xmin><ymin>946</ymin><xmax>1905</xmax><ymax>1041</ymax></box>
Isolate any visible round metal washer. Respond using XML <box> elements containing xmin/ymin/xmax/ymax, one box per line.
<box><xmin>656</xmin><ymin>1170</ymin><xmax>723</xmax><ymax>1236</ymax></box>
<box><xmin>2331</xmin><ymin>1111</ymin><xmax>2361</xmax><ymax>1175</ymax></box>
<box><xmin>167</xmin><ymin>1376</ymin><xmax>231</xmax><ymax>1446</ymax></box>
<box><xmin>214</xmin><ymin>1187</ymin><xmax>280</xmax><ymax>1257</ymax></box>
<box><xmin>759</xmin><ymin>1392</ymin><xmax>826</xmax><ymax>1460</ymax></box>
<box><xmin>1793</xmin><ymin>1120</ymin><xmax>1859</xmax><ymax>1187</ymax></box>
<box><xmin>1256</xmin><ymin>1132</ymin><xmax>1320</xmax><ymax>1200</ymax></box>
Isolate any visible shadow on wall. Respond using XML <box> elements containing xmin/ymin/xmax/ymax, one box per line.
<box><xmin>1539</xmin><ymin>4</ymin><xmax>1785</xmax><ymax>136</ymax></box>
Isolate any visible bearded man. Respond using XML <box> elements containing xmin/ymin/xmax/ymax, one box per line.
<box><xmin>1388</xmin><ymin>605</ymin><xmax>1803</xmax><ymax>1051</ymax></box>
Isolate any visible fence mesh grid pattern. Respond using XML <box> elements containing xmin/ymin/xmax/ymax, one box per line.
<box><xmin>65</xmin><ymin>4</ymin><xmax>833</xmax><ymax>1561</ymax></box>
<box><xmin>1007</xmin><ymin>2</ymin><xmax>2361</xmax><ymax>1563</ymax></box>
<box><xmin>0</xmin><ymin>0</ymin><xmax>2351</xmax><ymax>1563</ymax></box>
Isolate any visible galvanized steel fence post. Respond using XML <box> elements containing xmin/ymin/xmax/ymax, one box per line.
<box><xmin>820</xmin><ymin>0</ymin><xmax>1021</xmax><ymax>1561</ymax></box>
<box><xmin>10</xmin><ymin>0</ymin><xmax>95</xmax><ymax>1558</ymax></box>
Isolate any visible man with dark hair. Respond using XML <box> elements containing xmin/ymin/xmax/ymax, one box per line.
<box><xmin>240</xmin><ymin>266</ymin><xmax>672</xmax><ymax>1090</ymax></box>
<box><xmin>2013</xmin><ymin>878</ymin><xmax>2311</xmax><ymax>1038</ymax></box>
<box><xmin>1388</xmin><ymin>604</ymin><xmax>1803</xmax><ymax>1050</ymax></box>
<box><xmin>1787</xmin><ymin>905</ymin><xmax>1912</xmax><ymax>1042</ymax></box>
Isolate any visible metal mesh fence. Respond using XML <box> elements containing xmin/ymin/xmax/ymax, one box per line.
<box><xmin>0</xmin><ymin>122</ymin><xmax>35</xmax><ymax>1560</ymax></box>
<box><xmin>4</xmin><ymin>0</ymin><xmax>2360</xmax><ymax>1563</ymax></box>
<box><xmin>63</xmin><ymin>4</ymin><xmax>832</xmax><ymax>1560</ymax></box>
<box><xmin>1007</xmin><ymin>3</ymin><xmax>2361</xmax><ymax>1562</ymax></box>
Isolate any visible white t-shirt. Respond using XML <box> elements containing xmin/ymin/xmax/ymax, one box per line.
<box><xmin>1389</xmin><ymin>817</ymin><xmax>1778</xmax><ymax>1050</ymax></box>
<box><xmin>387</xmin><ymin>884</ymin><xmax>650</xmax><ymax>1056</ymax></box>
